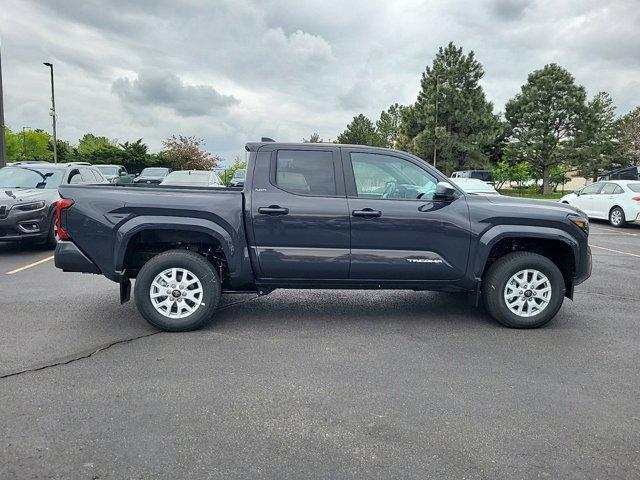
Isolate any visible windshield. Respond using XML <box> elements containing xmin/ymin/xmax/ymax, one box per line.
<box><xmin>96</xmin><ymin>166</ymin><xmax>118</xmax><ymax>176</ymax></box>
<box><xmin>141</xmin><ymin>168</ymin><xmax>168</xmax><ymax>177</ymax></box>
<box><xmin>0</xmin><ymin>167</ymin><xmax>64</xmax><ymax>189</ymax></box>
<box><xmin>161</xmin><ymin>171</ymin><xmax>212</xmax><ymax>186</ymax></box>
<box><xmin>627</xmin><ymin>183</ymin><xmax>640</xmax><ymax>193</ymax></box>
<box><xmin>233</xmin><ymin>169</ymin><xmax>246</xmax><ymax>179</ymax></box>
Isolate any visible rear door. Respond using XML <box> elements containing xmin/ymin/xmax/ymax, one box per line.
<box><xmin>343</xmin><ymin>148</ymin><xmax>470</xmax><ymax>281</ymax></box>
<box><xmin>250</xmin><ymin>146</ymin><xmax>350</xmax><ymax>279</ymax></box>
<box><xmin>595</xmin><ymin>182</ymin><xmax>621</xmax><ymax>217</ymax></box>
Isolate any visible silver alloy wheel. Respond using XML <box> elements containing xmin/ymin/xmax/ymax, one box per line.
<box><xmin>503</xmin><ymin>269</ymin><xmax>552</xmax><ymax>318</ymax></box>
<box><xmin>610</xmin><ymin>208</ymin><xmax>623</xmax><ymax>226</ymax></box>
<box><xmin>149</xmin><ymin>267</ymin><xmax>203</xmax><ymax>319</ymax></box>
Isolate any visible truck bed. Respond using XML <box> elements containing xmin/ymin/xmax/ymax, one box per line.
<box><xmin>58</xmin><ymin>184</ymin><xmax>251</xmax><ymax>284</ymax></box>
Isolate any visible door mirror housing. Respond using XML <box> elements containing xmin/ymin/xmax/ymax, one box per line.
<box><xmin>433</xmin><ymin>182</ymin><xmax>457</xmax><ymax>202</ymax></box>
<box><xmin>575</xmin><ymin>189</ymin><xmax>581</xmax><ymax>196</ymax></box>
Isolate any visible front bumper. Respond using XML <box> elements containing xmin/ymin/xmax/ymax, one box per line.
<box><xmin>574</xmin><ymin>245</ymin><xmax>592</xmax><ymax>286</ymax></box>
<box><xmin>0</xmin><ymin>209</ymin><xmax>50</xmax><ymax>241</ymax></box>
<box><xmin>54</xmin><ymin>241</ymin><xmax>101</xmax><ymax>274</ymax></box>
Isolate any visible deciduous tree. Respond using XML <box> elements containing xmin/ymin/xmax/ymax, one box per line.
<box><xmin>159</xmin><ymin>135</ymin><xmax>220</xmax><ymax>170</ymax></box>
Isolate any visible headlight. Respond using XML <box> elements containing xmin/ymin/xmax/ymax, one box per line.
<box><xmin>13</xmin><ymin>201</ymin><xmax>46</xmax><ymax>212</ymax></box>
<box><xmin>568</xmin><ymin>213</ymin><xmax>589</xmax><ymax>234</ymax></box>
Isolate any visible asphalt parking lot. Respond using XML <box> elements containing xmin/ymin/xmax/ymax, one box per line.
<box><xmin>1</xmin><ymin>221</ymin><xmax>639</xmax><ymax>479</ymax></box>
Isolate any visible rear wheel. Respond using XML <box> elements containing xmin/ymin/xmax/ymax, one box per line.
<box><xmin>134</xmin><ymin>249</ymin><xmax>221</xmax><ymax>331</ymax></box>
<box><xmin>609</xmin><ymin>206</ymin><xmax>626</xmax><ymax>228</ymax></box>
<box><xmin>482</xmin><ymin>252</ymin><xmax>565</xmax><ymax>328</ymax></box>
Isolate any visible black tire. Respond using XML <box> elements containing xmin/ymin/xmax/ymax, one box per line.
<box><xmin>482</xmin><ymin>252</ymin><xmax>565</xmax><ymax>329</ymax></box>
<box><xmin>608</xmin><ymin>206</ymin><xmax>626</xmax><ymax>228</ymax></box>
<box><xmin>134</xmin><ymin>249</ymin><xmax>221</xmax><ymax>332</ymax></box>
<box><xmin>44</xmin><ymin>215</ymin><xmax>58</xmax><ymax>249</ymax></box>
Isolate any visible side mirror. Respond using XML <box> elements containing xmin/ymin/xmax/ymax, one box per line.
<box><xmin>575</xmin><ymin>189</ymin><xmax>581</xmax><ymax>196</ymax></box>
<box><xmin>120</xmin><ymin>171</ymin><xmax>126</xmax><ymax>176</ymax></box>
<box><xmin>433</xmin><ymin>181</ymin><xmax>457</xmax><ymax>202</ymax></box>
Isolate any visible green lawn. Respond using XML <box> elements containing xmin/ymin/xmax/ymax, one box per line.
<box><xmin>499</xmin><ymin>189</ymin><xmax>570</xmax><ymax>200</ymax></box>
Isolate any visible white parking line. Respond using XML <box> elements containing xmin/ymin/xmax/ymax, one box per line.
<box><xmin>5</xmin><ymin>256</ymin><xmax>54</xmax><ymax>275</ymax></box>
<box><xmin>592</xmin><ymin>227</ymin><xmax>639</xmax><ymax>236</ymax></box>
<box><xmin>590</xmin><ymin>245</ymin><xmax>640</xmax><ymax>259</ymax></box>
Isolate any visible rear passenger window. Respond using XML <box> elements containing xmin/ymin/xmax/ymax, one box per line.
<box><xmin>275</xmin><ymin>150</ymin><xmax>336</xmax><ymax>196</ymax></box>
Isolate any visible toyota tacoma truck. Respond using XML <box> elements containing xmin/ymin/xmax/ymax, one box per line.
<box><xmin>54</xmin><ymin>142</ymin><xmax>591</xmax><ymax>331</ymax></box>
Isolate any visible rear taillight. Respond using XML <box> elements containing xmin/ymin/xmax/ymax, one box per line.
<box><xmin>632</xmin><ymin>195</ymin><xmax>640</xmax><ymax>202</ymax></box>
<box><xmin>55</xmin><ymin>198</ymin><xmax>74</xmax><ymax>240</ymax></box>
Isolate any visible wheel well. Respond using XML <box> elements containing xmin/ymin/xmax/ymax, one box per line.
<box><xmin>483</xmin><ymin>237</ymin><xmax>575</xmax><ymax>291</ymax></box>
<box><xmin>122</xmin><ymin>229</ymin><xmax>230</xmax><ymax>287</ymax></box>
<box><xmin>609</xmin><ymin>205</ymin><xmax>623</xmax><ymax>215</ymax></box>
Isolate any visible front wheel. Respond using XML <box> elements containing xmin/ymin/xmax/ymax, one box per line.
<box><xmin>609</xmin><ymin>206</ymin><xmax>626</xmax><ymax>228</ymax></box>
<box><xmin>482</xmin><ymin>252</ymin><xmax>565</xmax><ymax>328</ymax></box>
<box><xmin>134</xmin><ymin>249</ymin><xmax>221</xmax><ymax>331</ymax></box>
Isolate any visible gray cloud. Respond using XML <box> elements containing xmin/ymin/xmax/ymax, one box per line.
<box><xmin>112</xmin><ymin>71</ymin><xmax>239</xmax><ymax>117</ymax></box>
<box><xmin>489</xmin><ymin>0</ymin><xmax>532</xmax><ymax>21</ymax></box>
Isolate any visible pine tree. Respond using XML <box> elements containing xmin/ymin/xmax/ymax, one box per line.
<box><xmin>400</xmin><ymin>42</ymin><xmax>500</xmax><ymax>174</ymax></box>
<box><xmin>505</xmin><ymin>64</ymin><xmax>586</xmax><ymax>194</ymax></box>
<box><xmin>337</xmin><ymin>114</ymin><xmax>384</xmax><ymax>146</ymax></box>
<box><xmin>574</xmin><ymin>92</ymin><xmax>622</xmax><ymax>181</ymax></box>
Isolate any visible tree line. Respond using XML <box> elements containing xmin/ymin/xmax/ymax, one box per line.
<box><xmin>320</xmin><ymin>42</ymin><xmax>640</xmax><ymax>193</ymax></box>
<box><xmin>3</xmin><ymin>129</ymin><xmax>231</xmax><ymax>173</ymax></box>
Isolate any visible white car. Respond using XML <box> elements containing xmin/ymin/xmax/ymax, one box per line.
<box><xmin>450</xmin><ymin>178</ymin><xmax>500</xmax><ymax>195</ymax></box>
<box><xmin>560</xmin><ymin>180</ymin><xmax>640</xmax><ymax>227</ymax></box>
<box><xmin>160</xmin><ymin>170</ymin><xmax>223</xmax><ymax>188</ymax></box>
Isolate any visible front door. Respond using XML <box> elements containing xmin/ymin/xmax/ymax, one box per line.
<box><xmin>343</xmin><ymin>149</ymin><xmax>470</xmax><ymax>281</ymax></box>
<box><xmin>250</xmin><ymin>147</ymin><xmax>350</xmax><ymax>279</ymax></box>
<box><xmin>574</xmin><ymin>182</ymin><xmax>604</xmax><ymax>217</ymax></box>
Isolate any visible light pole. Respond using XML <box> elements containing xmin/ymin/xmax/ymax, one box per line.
<box><xmin>22</xmin><ymin>126</ymin><xmax>31</xmax><ymax>159</ymax></box>
<box><xmin>432</xmin><ymin>75</ymin><xmax>443</xmax><ymax>168</ymax></box>
<box><xmin>43</xmin><ymin>62</ymin><xmax>57</xmax><ymax>163</ymax></box>
<box><xmin>0</xmin><ymin>40</ymin><xmax>7</xmax><ymax>168</ymax></box>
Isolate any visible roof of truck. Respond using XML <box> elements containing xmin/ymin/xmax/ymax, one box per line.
<box><xmin>244</xmin><ymin>142</ymin><xmax>400</xmax><ymax>153</ymax></box>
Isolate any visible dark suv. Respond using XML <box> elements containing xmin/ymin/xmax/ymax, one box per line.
<box><xmin>0</xmin><ymin>162</ymin><xmax>108</xmax><ymax>247</ymax></box>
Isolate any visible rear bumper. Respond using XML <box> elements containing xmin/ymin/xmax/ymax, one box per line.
<box><xmin>54</xmin><ymin>241</ymin><xmax>101</xmax><ymax>274</ymax></box>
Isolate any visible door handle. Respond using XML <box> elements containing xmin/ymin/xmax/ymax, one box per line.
<box><xmin>352</xmin><ymin>208</ymin><xmax>382</xmax><ymax>218</ymax></box>
<box><xmin>258</xmin><ymin>205</ymin><xmax>289</xmax><ymax>215</ymax></box>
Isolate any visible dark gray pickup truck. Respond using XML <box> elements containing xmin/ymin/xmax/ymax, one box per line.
<box><xmin>54</xmin><ymin>142</ymin><xmax>591</xmax><ymax>331</ymax></box>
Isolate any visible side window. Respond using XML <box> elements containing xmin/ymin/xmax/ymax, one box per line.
<box><xmin>68</xmin><ymin>169</ymin><xmax>82</xmax><ymax>184</ymax></box>
<box><xmin>80</xmin><ymin>168</ymin><xmax>96</xmax><ymax>183</ymax></box>
<box><xmin>581</xmin><ymin>183</ymin><xmax>603</xmax><ymax>195</ymax></box>
<box><xmin>614</xmin><ymin>185</ymin><xmax>624</xmax><ymax>194</ymax></box>
<box><xmin>275</xmin><ymin>150</ymin><xmax>336</xmax><ymax>196</ymax></box>
<box><xmin>350</xmin><ymin>153</ymin><xmax>437</xmax><ymax>201</ymax></box>
<box><xmin>92</xmin><ymin>169</ymin><xmax>106</xmax><ymax>182</ymax></box>
<box><xmin>602</xmin><ymin>183</ymin><xmax>619</xmax><ymax>194</ymax></box>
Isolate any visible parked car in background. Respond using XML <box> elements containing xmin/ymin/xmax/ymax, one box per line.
<box><xmin>160</xmin><ymin>170</ymin><xmax>222</xmax><ymax>187</ymax></box>
<box><xmin>96</xmin><ymin>164</ymin><xmax>135</xmax><ymax>184</ymax></box>
<box><xmin>55</xmin><ymin>141</ymin><xmax>591</xmax><ymax>332</ymax></box>
<box><xmin>133</xmin><ymin>167</ymin><xmax>171</xmax><ymax>184</ymax></box>
<box><xmin>451</xmin><ymin>169</ymin><xmax>494</xmax><ymax>184</ymax></box>
<box><xmin>450</xmin><ymin>178</ymin><xmax>500</xmax><ymax>195</ymax></box>
<box><xmin>0</xmin><ymin>162</ymin><xmax>108</xmax><ymax>247</ymax></box>
<box><xmin>229</xmin><ymin>168</ymin><xmax>246</xmax><ymax>187</ymax></box>
<box><xmin>560</xmin><ymin>180</ymin><xmax>640</xmax><ymax>227</ymax></box>
<box><xmin>599</xmin><ymin>166</ymin><xmax>640</xmax><ymax>181</ymax></box>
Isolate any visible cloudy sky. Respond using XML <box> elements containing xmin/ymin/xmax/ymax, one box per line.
<box><xmin>1</xmin><ymin>0</ymin><xmax>639</xmax><ymax>164</ymax></box>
